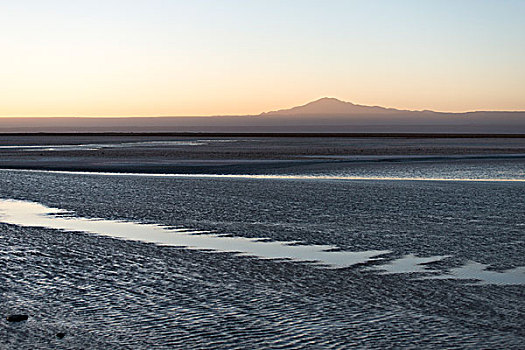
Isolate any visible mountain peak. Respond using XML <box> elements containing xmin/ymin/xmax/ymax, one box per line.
<box><xmin>304</xmin><ymin>97</ymin><xmax>352</xmax><ymax>105</ymax></box>
<box><xmin>305</xmin><ymin>97</ymin><xmax>357</xmax><ymax>107</ymax></box>
<box><xmin>261</xmin><ymin>97</ymin><xmax>393</xmax><ymax>116</ymax></box>
<box><xmin>313</xmin><ymin>97</ymin><xmax>346</xmax><ymax>103</ymax></box>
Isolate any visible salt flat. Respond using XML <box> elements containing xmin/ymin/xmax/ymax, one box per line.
<box><xmin>0</xmin><ymin>135</ymin><xmax>523</xmax><ymax>348</ymax></box>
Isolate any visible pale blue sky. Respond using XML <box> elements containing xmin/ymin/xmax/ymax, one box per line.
<box><xmin>1</xmin><ymin>0</ymin><xmax>524</xmax><ymax>116</ymax></box>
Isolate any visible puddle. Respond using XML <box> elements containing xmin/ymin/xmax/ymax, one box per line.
<box><xmin>0</xmin><ymin>199</ymin><xmax>388</xmax><ymax>268</ymax></box>
<box><xmin>1</xmin><ymin>198</ymin><xmax>523</xmax><ymax>283</ymax></box>
<box><xmin>368</xmin><ymin>254</ymin><xmax>451</xmax><ymax>274</ymax></box>
<box><xmin>422</xmin><ymin>261</ymin><xmax>525</xmax><ymax>285</ymax></box>
<box><xmin>371</xmin><ymin>254</ymin><xmax>525</xmax><ymax>285</ymax></box>
<box><xmin>0</xmin><ymin>140</ymin><xmax>211</xmax><ymax>151</ymax></box>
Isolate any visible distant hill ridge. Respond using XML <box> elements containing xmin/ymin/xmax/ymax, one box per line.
<box><xmin>260</xmin><ymin>97</ymin><xmax>523</xmax><ymax>116</ymax></box>
<box><xmin>0</xmin><ymin>97</ymin><xmax>524</xmax><ymax>133</ymax></box>
<box><xmin>261</xmin><ymin>97</ymin><xmax>412</xmax><ymax>116</ymax></box>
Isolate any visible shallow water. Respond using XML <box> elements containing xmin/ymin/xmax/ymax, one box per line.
<box><xmin>424</xmin><ymin>262</ymin><xmax>525</xmax><ymax>285</ymax></box>
<box><xmin>0</xmin><ymin>199</ymin><xmax>390</xmax><ymax>268</ymax></box>
<box><xmin>8</xmin><ymin>166</ymin><xmax>525</xmax><ymax>182</ymax></box>
<box><xmin>1</xmin><ymin>198</ymin><xmax>523</xmax><ymax>286</ymax></box>
<box><xmin>278</xmin><ymin>156</ymin><xmax>525</xmax><ymax>181</ymax></box>
<box><xmin>0</xmin><ymin>139</ymin><xmax>227</xmax><ymax>151</ymax></box>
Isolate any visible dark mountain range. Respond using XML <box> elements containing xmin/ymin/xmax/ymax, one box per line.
<box><xmin>1</xmin><ymin>98</ymin><xmax>524</xmax><ymax>133</ymax></box>
<box><xmin>262</xmin><ymin>97</ymin><xmax>410</xmax><ymax>116</ymax></box>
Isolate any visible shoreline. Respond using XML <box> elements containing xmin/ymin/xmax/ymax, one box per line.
<box><xmin>1</xmin><ymin>132</ymin><xmax>525</xmax><ymax>138</ymax></box>
<box><xmin>1</xmin><ymin>153</ymin><xmax>524</xmax><ymax>176</ymax></box>
<box><xmin>1</xmin><ymin>135</ymin><xmax>524</xmax><ymax>175</ymax></box>
<box><xmin>2</xmin><ymin>168</ymin><xmax>525</xmax><ymax>182</ymax></box>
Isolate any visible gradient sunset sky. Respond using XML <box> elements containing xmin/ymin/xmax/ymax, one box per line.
<box><xmin>1</xmin><ymin>0</ymin><xmax>524</xmax><ymax>117</ymax></box>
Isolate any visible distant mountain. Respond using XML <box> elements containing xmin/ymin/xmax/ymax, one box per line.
<box><xmin>256</xmin><ymin>97</ymin><xmax>525</xmax><ymax>132</ymax></box>
<box><xmin>261</xmin><ymin>97</ymin><xmax>409</xmax><ymax>116</ymax></box>
<box><xmin>1</xmin><ymin>98</ymin><xmax>524</xmax><ymax>133</ymax></box>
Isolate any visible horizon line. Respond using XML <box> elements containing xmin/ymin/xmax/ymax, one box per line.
<box><xmin>1</xmin><ymin>96</ymin><xmax>525</xmax><ymax>119</ymax></box>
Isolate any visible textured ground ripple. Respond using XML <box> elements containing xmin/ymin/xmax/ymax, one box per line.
<box><xmin>0</xmin><ymin>169</ymin><xmax>524</xmax><ymax>348</ymax></box>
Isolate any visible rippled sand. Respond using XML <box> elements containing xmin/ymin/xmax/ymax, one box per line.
<box><xmin>1</xmin><ymin>169</ymin><xmax>524</xmax><ymax>348</ymax></box>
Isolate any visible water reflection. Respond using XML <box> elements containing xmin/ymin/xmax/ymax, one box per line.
<box><xmin>369</xmin><ymin>254</ymin><xmax>450</xmax><ymax>274</ymax></box>
<box><xmin>1</xmin><ymin>199</ymin><xmax>523</xmax><ymax>284</ymax></box>
<box><xmin>372</xmin><ymin>255</ymin><xmax>525</xmax><ymax>285</ymax></box>
<box><xmin>0</xmin><ymin>140</ymin><xmax>212</xmax><ymax>151</ymax></box>
<box><xmin>0</xmin><ymin>199</ymin><xmax>388</xmax><ymax>268</ymax></box>
<box><xmin>7</xmin><ymin>169</ymin><xmax>525</xmax><ymax>182</ymax></box>
<box><xmin>422</xmin><ymin>262</ymin><xmax>525</xmax><ymax>285</ymax></box>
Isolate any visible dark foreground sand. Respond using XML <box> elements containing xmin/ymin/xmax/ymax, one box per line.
<box><xmin>1</xmin><ymin>169</ymin><xmax>524</xmax><ymax>348</ymax></box>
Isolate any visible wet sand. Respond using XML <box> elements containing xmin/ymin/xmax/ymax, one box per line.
<box><xmin>1</xmin><ymin>134</ymin><xmax>524</xmax><ymax>348</ymax></box>
<box><xmin>1</xmin><ymin>170</ymin><xmax>524</xmax><ymax>348</ymax></box>
<box><xmin>0</xmin><ymin>134</ymin><xmax>524</xmax><ymax>174</ymax></box>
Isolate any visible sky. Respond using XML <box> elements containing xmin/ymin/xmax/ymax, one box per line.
<box><xmin>1</xmin><ymin>0</ymin><xmax>524</xmax><ymax>117</ymax></box>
